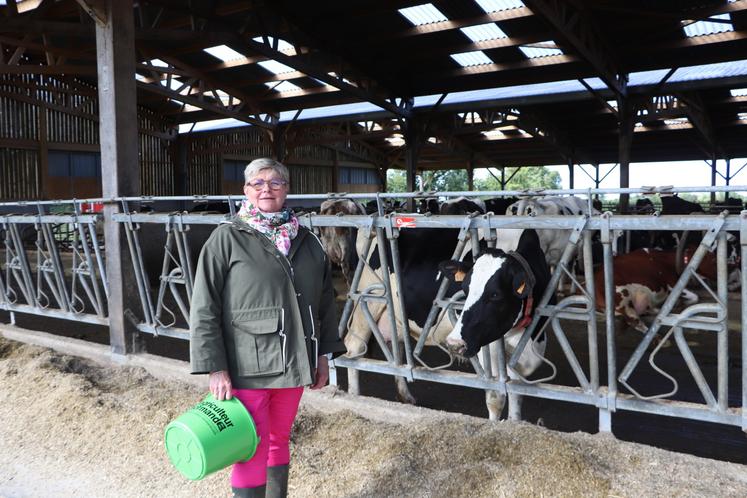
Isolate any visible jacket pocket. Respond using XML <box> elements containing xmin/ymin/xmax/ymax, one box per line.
<box><xmin>231</xmin><ymin>307</ymin><xmax>285</xmax><ymax>377</ymax></box>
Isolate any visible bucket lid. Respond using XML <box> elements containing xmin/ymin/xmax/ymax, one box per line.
<box><xmin>164</xmin><ymin>422</ymin><xmax>206</xmax><ymax>480</ymax></box>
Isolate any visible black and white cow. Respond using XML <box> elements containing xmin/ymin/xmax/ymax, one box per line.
<box><xmin>484</xmin><ymin>196</ymin><xmax>519</xmax><ymax>216</ymax></box>
<box><xmin>506</xmin><ymin>196</ymin><xmax>599</xmax><ymax>268</ymax></box>
<box><xmin>658</xmin><ymin>193</ymin><xmax>705</xmax><ymax>250</ymax></box>
<box><xmin>440</xmin><ymin>229</ymin><xmax>554</xmax><ymax>419</ymax></box>
<box><xmin>344</xmin><ymin>225</ymin><xmax>552</xmax><ymax>419</ymax></box>
<box><xmin>439</xmin><ymin>196</ymin><xmax>486</xmax><ymax>215</ymax></box>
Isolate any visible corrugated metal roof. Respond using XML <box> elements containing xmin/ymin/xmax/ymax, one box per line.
<box><xmin>460</xmin><ymin>22</ymin><xmax>507</xmax><ymax>42</ymax></box>
<box><xmin>450</xmin><ymin>50</ymin><xmax>494</xmax><ymax>66</ymax></box>
<box><xmin>398</xmin><ymin>3</ymin><xmax>448</xmax><ymax>26</ymax></box>
<box><xmin>265</xmin><ymin>81</ymin><xmax>302</xmax><ymax>93</ymax></box>
<box><xmin>185</xmin><ymin>61</ymin><xmax>747</xmax><ymax>132</ymax></box>
<box><xmin>518</xmin><ymin>41</ymin><xmax>563</xmax><ymax>59</ymax></box>
<box><xmin>475</xmin><ymin>0</ymin><xmax>525</xmax><ymax>13</ymax></box>
<box><xmin>257</xmin><ymin>59</ymin><xmax>295</xmax><ymax>74</ymax></box>
<box><xmin>683</xmin><ymin>13</ymin><xmax>733</xmax><ymax>37</ymax></box>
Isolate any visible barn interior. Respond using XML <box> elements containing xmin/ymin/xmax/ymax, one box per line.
<box><xmin>2</xmin><ymin>0</ymin><xmax>747</xmax><ymax>465</ymax></box>
<box><xmin>1</xmin><ymin>0</ymin><xmax>746</xmax><ymax>207</ymax></box>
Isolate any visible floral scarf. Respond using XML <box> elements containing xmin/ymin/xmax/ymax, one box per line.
<box><xmin>236</xmin><ymin>200</ymin><xmax>299</xmax><ymax>256</ymax></box>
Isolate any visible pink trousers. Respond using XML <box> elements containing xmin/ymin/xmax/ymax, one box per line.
<box><xmin>230</xmin><ymin>387</ymin><xmax>304</xmax><ymax>488</ymax></box>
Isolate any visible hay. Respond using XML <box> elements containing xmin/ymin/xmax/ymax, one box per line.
<box><xmin>1</xmin><ymin>336</ymin><xmax>746</xmax><ymax>498</ymax></box>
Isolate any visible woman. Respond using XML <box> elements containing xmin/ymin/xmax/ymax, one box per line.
<box><xmin>190</xmin><ymin>158</ymin><xmax>345</xmax><ymax>498</ymax></box>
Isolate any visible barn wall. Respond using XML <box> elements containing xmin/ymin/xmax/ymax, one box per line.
<box><xmin>185</xmin><ymin>127</ymin><xmax>272</xmax><ymax>195</ymax></box>
<box><xmin>0</xmin><ymin>75</ymin><xmax>175</xmax><ymax>201</ymax></box>
<box><xmin>184</xmin><ymin>127</ymin><xmax>380</xmax><ymax>196</ymax></box>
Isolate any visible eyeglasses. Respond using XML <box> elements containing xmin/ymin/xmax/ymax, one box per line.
<box><xmin>246</xmin><ymin>179</ymin><xmax>288</xmax><ymax>191</ymax></box>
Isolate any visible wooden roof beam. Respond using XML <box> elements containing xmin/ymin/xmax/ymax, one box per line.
<box><xmin>136</xmin><ymin>79</ymin><xmax>274</xmax><ymax>129</ymax></box>
<box><xmin>518</xmin><ymin>109</ymin><xmax>597</xmax><ymax>165</ymax></box>
<box><xmin>523</xmin><ymin>0</ymin><xmax>626</xmax><ymax>97</ymax></box>
<box><xmin>244</xmin><ymin>35</ymin><xmax>411</xmax><ymax>118</ymax></box>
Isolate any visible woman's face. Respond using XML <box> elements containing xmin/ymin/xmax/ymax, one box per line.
<box><xmin>243</xmin><ymin>168</ymin><xmax>289</xmax><ymax>213</ymax></box>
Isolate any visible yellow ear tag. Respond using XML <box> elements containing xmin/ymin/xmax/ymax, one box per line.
<box><xmin>516</xmin><ymin>282</ymin><xmax>526</xmax><ymax>294</ymax></box>
<box><xmin>454</xmin><ymin>270</ymin><xmax>466</xmax><ymax>282</ymax></box>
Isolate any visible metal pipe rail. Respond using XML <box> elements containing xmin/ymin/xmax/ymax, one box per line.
<box><xmin>1</xmin><ymin>211</ymin><xmax>107</xmax><ymax>327</ymax></box>
<box><xmin>1</xmin><ymin>191</ymin><xmax>746</xmax><ymax>437</ymax></box>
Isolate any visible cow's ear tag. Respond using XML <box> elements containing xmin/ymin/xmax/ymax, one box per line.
<box><xmin>454</xmin><ymin>270</ymin><xmax>466</xmax><ymax>282</ymax></box>
<box><xmin>515</xmin><ymin>282</ymin><xmax>526</xmax><ymax>295</ymax></box>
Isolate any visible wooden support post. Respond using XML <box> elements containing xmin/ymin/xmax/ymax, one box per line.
<box><xmin>617</xmin><ymin>97</ymin><xmax>634</xmax><ymax>214</ymax></box>
<box><xmin>725</xmin><ymin>158</ymin><xmax>731</xmax><ymax>202</ymax></box>
<box><xmin>467</xmin><ymin>156</ymin><xmax>474</xmax><ymax>191</ymax></box>
<box><xmin>95</xmin><ymin>0</ymin><xmax>143</xmax><ymax>356</ymax></box>
<box><xmin>274</xmin><ymin>125</ymin><xmax>286</xmax><ymax>163</ymax></box>
<box><xmin>710</xmin><ymin>154</ymin><xmax>717</xmax><ymax>206</ymax></box>
<box><xmin>404</xmin><ymin>118</ymin><xmax>420</xmax><ymax>211</ymax></box>
<box><xmin>379</xmin><ymin>165</ymin><xmax>387</xmax><ymax>191</ymax></box>
<box><xmin>568</xmin><ymin>159</ymin><xmax>575</xmax><ymax>189</ymax></box>
<box><xmin>501</xmin><ymin>167</ymin><xmax>506</xmax><ymax>190</ymax></box>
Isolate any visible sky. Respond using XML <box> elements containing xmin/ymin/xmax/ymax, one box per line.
<box><xmin>541</xmin><ymin>159</ymin><xmax>747</xmax><ymax>192</ymax></box>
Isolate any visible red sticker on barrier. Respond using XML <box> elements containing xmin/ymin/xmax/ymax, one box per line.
<box><xmin>394</xmin><ymin>216</ymin><xmax>417</xmax><ymax>228</ymax></box>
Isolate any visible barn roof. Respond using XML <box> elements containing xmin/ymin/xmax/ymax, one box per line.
<box><xmin>2</xmin><ymin>0</ymin><xmax>747</xmax><ymax>168</ymax></box>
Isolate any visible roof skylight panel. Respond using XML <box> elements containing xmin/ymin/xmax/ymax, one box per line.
<box><xmin>475</xmin><ymin>0</ymin><xmax>525</xmax><ymax>14</ymax></box>
<box><xmin>252</xmin><ymin>36</ymin><xmax>296</xmax><ymax>54</ymax></box>
<box><xmin>460</xmin><ymin>23</ymin><xmax>508</xmax><ymax>42</ymax></box>
<box><xmin>730</xmin><ymin>88</ymin><xmax>747</xmax><ymax>97</ymax></box>
<box><xmin>147</xmin><ymin>58</ymin><xmax>168</xmax><ymax>68</ymax></box>
<box><xmin>451</xmin><ymin>51</ymin><xmax>493</xmax><ymax>67</ymax></box>
<box><xmin>161</xmin><ymin>78</ymin><xmax>189</xmax><ymax>94</ymax></box>
<box><xmin>398</xmin><ymin>3</ymin><xmax>448</xmax><ymax>26</ymax></box>
<box><xmin>683</xmin><ymin>13</ymin><xmax>733</xmax><ymax>37</ymax></box>
<box><xmin>518</xmin><ymin>41</ymin><xmax>563</xmax><ymax>58</ymax></box>
<box><xmin>265</xmin><ymin>81</ymin><xmax>302</xmax><ymax>93</ymax></box>
<box><xmin>257</xmin><ymin>59</ymin><xmax>296</xmax><ymax>74</ymax></box>
<box><xmin>203</xmin><ymin>45</ymin><xmax>245</xmax><ymax>62</ymax></box>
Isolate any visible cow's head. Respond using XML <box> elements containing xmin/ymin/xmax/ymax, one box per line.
<box><xmin>440</xmin><ymin>249</ymin><xmax>533</xmax><ymax>357</ymax></box>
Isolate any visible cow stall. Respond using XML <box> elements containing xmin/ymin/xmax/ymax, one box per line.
<box><xmin>1</xmin><ymin>186</ymin><xmax>746</xmax><ymax>445</ymax></box>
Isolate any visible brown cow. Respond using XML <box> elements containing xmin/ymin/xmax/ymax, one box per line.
<box><xmin>318</xmin><ymin>199</ymin><xmax>365</xmax><ymax>285</ymax></box>
<box><xmin>594</xmin><ymin>247</ymin><xmax>717</xmax><ymax>332</ymax></box>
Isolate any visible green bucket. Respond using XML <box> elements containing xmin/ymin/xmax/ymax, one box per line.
<box><xmin>164</xmin><ymin>394</ymin><xmax>260</xmax><ymax>480</ymax></box>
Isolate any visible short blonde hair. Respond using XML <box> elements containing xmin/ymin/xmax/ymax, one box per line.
<box><xmin>244</xmin><ymin>158</ymin><xmax>290</xmax><ymax>184</ymax></box>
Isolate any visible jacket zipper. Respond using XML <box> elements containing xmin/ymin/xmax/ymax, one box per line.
<box><xmin>307</xmin><ymin>305</ymin><xmax>319</xmax><ymax>369</ymax></box>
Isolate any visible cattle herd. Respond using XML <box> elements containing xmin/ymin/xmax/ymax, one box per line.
<box><xmin>314</xmin><ymin>193</ymin><xmax>742</xmax><ymax>419</ymax></box>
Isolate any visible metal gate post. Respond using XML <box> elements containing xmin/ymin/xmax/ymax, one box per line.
<box><xmin>599</xmin><ymin>212</ymin><xmax>616</xmax><ymax>432</ymax></box>
<box><xmin>741</xmin><ymin>211</ymin><xmax>747</xmax><ymax>432</ymax></box>
<box><xmin>716</xmin><ymin>231</ymin><xmax>729</xmax><ymax>411</ymax></box>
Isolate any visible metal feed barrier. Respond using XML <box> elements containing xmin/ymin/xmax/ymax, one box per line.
<box><xmin>1</xmin><ymin>186</ymin><xmax>746</xmax><ymax>435</ymax></box>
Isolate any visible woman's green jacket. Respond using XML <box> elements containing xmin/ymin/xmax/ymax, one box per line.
<box><xmin>189</xmin><ymin>218</ymin><xmax>346</xmax><ymax>389</ymax></box>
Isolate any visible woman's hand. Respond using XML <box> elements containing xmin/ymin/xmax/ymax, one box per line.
<box><xmin>310</xmin><ymin>355</ymin><xmax>329</xmax><ymax>390</ymax></box>
<box><xmin>209</xmin><ymin>370</ymin><xmax>233</xmax><ymax>400</ymax></box>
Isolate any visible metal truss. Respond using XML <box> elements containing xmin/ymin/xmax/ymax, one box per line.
<box><xmin>518</xmin><ymin>109</ymin><xmax>598</xmax><ymax>165</ymax></box>
<box><xmin>523</xmin><ymin>0</ymin><xmax>626</xmax><ymax>97</ymax></box>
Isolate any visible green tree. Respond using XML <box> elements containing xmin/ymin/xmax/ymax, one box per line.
<box><xmin>386</xmin><ymin>169</ymin><xmax>469</xmax><ymax>192</ymax></box>
<box><xmin>475</xmin><ymin>167</ymin><xmax>561</xmax><ymax>191</ymax></box>
<box><xmin>386</xmin><ymin>169</ymin><xmax>407</xmax><ymax>193</ymax></box>
<box><xmin>419</xmin><ymin>169</ymin><xmax>468</xmax><ymax>191</ymax></box>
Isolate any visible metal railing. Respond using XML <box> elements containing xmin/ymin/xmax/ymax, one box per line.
<box><xmin>0</xmin><ymin>187</ymin><xmax>746</xmax><ymax>435</ymax></box>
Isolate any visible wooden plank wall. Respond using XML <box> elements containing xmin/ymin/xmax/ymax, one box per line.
<box><xmin>0</xmin><ymin>75</ymin><xmax>175</xmax><ymax>200</ymax></box>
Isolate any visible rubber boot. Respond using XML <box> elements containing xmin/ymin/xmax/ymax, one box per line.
<box><xmin>266</xmin><ymin>464</ymin><xmax>289</xmax><ymax>498</ymax></box>
<box><xmin>231</xmin><ymin>484</ymin><xmax>266</xmax><ymax>498</ymax></box>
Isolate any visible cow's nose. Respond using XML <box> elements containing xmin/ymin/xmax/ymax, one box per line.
<box><xmin>445</xmin><ymin>337</ymin><xmax>467</xmax><ymax>356</ymax></box>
